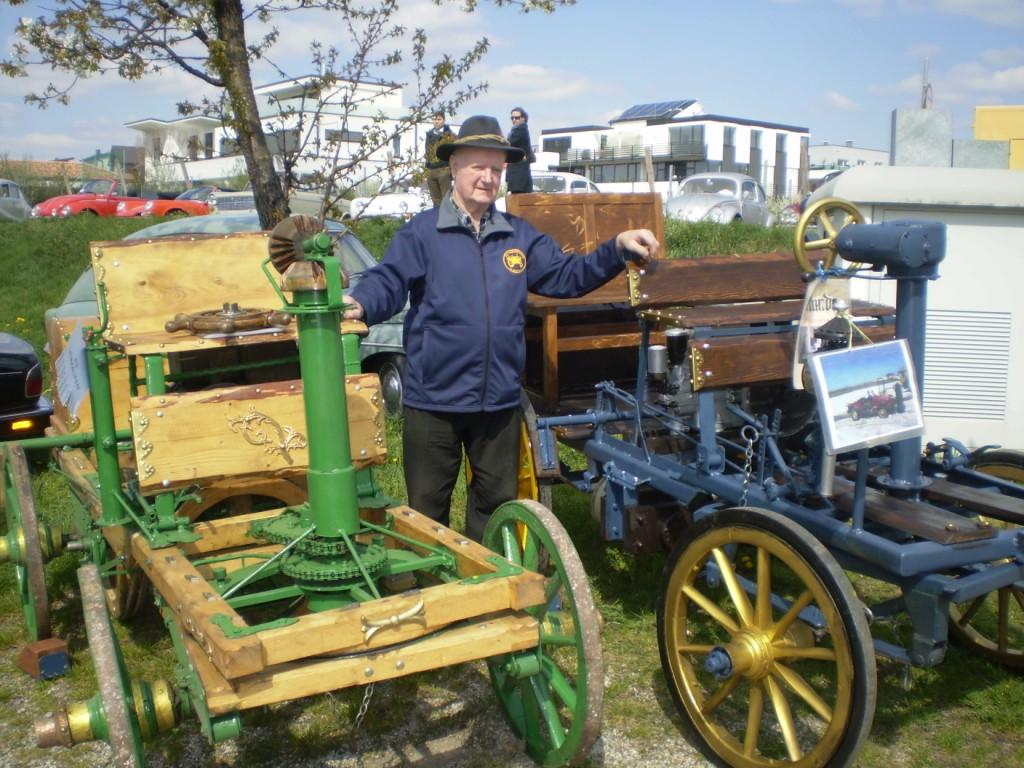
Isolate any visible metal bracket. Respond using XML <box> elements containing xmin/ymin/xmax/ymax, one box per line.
<box><xmin>690</xmin><ymin>346</ymin><xmax>706</xmax><ymax>391</ymax></box>
<box><xmin>360</xmin><ymin>599</ymin><xmax>426</xmax><ymax>642</ymax></box>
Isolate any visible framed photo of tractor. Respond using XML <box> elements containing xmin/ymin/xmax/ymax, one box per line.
<box><xmin>808</xmin><ymin>338</ymin><xmax>924</xmax><ymax>454</ymax></box>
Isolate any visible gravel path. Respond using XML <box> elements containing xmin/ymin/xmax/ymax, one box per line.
<box><xmin>1</xmin><ymin>631</ymin><xmax>712</xmax><ymax>768</ymax></box>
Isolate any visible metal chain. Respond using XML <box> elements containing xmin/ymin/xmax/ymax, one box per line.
<box><xmin>352</xmin><ymin>682</ymin><xmax>375</xmax><ymax>734</ymax></box>
<box><xmin>739</xmin><ymin>425</ymin><xmax>758</xmax><ymax>507</ymax></box>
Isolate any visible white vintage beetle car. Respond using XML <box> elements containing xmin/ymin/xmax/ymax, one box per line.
<box><xmin>665</xmin><ymin>172</ymin><xmax>774</xmax><ymax>226</ymax></box>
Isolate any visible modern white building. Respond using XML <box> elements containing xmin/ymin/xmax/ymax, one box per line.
<box><xmin>126</xmin><ymin>76</ymin><xmax>428</xmax><ymax>192</ymax></box>
<box><xmin>540</xmin><ymin>100</ymin><xmax>810</xmax><ymax>199</ymax></box>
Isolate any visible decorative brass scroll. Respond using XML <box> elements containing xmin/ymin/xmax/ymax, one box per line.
<box><xmin>226</xmin><ymin>405</ymin><xmax>308</xmax><ymax>465</ymax></box>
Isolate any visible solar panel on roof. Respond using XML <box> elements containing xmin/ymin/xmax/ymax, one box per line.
<box><xmin>614</xmin><ymin>100</ymin><xmax>694</xmax><ymax>121</ymax></box>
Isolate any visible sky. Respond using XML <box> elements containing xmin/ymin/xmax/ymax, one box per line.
<box><xmin>1</xmin><ymin>0</ymin><xmax>1023</xmax><ymax>162</ymax></box>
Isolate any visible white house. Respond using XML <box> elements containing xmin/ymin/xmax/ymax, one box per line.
<box><xmin>126</xmin><ymin>76</ymin><xmax>428</xmax><ymax>192</ymax></box>
<box><xmin>540</xmin><ymin>100</ymin><xmax>810</xmax><ymax>200</ymax></box>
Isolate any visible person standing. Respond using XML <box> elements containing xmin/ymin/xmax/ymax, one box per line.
<box><xmin>505</xmin><ymin>107</ymin><xmax>534</xmax><ymax>193</ymax></box>
<box><xmin>344</xmin><ymin>115</ymin><xmax>659</xmax><ymax>541</ymax></box>
<box><xmin>424</xmin><ymin>110</ymin><xmax>455</xmax><ymax>207</ymax></box>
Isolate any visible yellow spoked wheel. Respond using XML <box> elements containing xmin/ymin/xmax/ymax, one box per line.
<box><xmin>948</xmin><ymin>450</ymin><xmax>1024</xmax><ymax>669</ymax></box>
<box><xmin>793</xmin><ymin>198</ymin><xmax>864</xmax><ymax>274</ymax></box>
<box><xmin>657</xmin><ymin>507</ymin><xmax>876</xmax><ymax>768</ymax></box>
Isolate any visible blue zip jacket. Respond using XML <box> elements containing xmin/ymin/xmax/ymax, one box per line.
<box><xmin>349</xmin><ymin>196</ymin><xmax>626</xmax><ymax>412</ymax></box>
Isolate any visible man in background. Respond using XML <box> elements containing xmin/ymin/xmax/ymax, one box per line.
<box><xmin>424</xmin><ymin>110</ymin><xmax>454</xmax><ymax>207</ymax></box>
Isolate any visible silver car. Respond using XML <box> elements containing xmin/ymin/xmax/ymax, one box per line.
<box><xmin>0</xmin><ymin>178</ymin><xmax>32</xmax><ymax>221</ymax></box>
<box><xmin>665</xmin><ymin>172</ymin><xmax>774</xmax><ymax>226</ymax></box>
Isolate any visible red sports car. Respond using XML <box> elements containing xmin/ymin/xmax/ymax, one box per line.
<box><xmin>31</xmin><ymin>179</ymin><xmax>143</xmax><ymax>218</ymax></box>
<box><xmin>116</xmin><ymin>186</ymin><xmax>222</xmax><ymax>217</ymax></box>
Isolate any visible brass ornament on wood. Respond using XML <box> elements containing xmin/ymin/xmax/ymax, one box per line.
<box><xmin>226</xmin><ymin>404</ymin><xmax>308</xmax><ymax>465</ymax></box>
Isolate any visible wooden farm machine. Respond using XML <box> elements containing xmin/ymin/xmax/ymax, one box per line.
<box><xmin>1</xmin><ymin>216</ymin><xmax>602</xmax><ymax>767</ymax></box>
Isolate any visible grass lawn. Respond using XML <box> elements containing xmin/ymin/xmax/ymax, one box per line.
<box><xmin>0</xmin><ymin>216</ymin><xmax>1021</xmax><ymax>767</ymax></box>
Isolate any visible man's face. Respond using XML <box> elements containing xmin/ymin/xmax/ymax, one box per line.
<box><xmin>451</xmin><ymin>148</ymin><xmax>506</xmax><ymax>212</ymax></box>
<box><xmin>432</xmin><ymin>115</ymin><xmax>445</xmax><ymax>130</ymax></box>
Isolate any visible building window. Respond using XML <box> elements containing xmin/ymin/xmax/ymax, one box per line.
<box><xmin>670</xmin><ymin>125</ymin><xmax>705</xmax><ymax>154</ymax></box>
<box><xmin>220</xmin><ymin>136</ymin><xmax>239</xmax><ymax>156</ymax></box>
<box><xmin>326</xmin><ymin>128</ymin><xmax>364</xmax><ymax>144</ymax></box>
<box><xmin>151</xmin><ymin>136</ymin><xmax>163</xmax><ymax>159</ymax></box>
<box><xmin>393</xmin><ymin>135</ymin><xmax>401</xmax><ymax>156</ymax></box>
<box><xmin>267</xmin><ymin>129</ymin><xmax>300</xmax><ymax>156</ymax></box>
<box><xmin>543</xmin><ymin>137</ymin><xmax>571</xmax><ymax>156</ymax></box>
<box><xmin>187</xmin><ymin>135</ymin><xmax>201</xmax><ymax>160</ymax></box>
<box><xmin>751</xmin><ymin>130</ymin><xmax>762</xmax><ymax>150</ymax></box>
<box><xmin>204</xmin><ymin>132</ymin><xmax>214</xmax><ymax>159</ymax></box>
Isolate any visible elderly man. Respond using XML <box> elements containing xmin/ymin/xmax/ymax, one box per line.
<box><xmin>344</xmin><ymin>114</ymin><xmax>659</xmax><ymax>540</ymax></box>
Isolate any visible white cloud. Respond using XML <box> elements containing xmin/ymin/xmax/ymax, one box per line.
<box><xmin>979</xmin><ymin>47</ymin><xmax>1024</xmax><ymax>67</ymax></box>
<box><xmin>927</xmin><ymin>0</ymin><xmax>1024</xmax><ymax>26</ymax></box>
<box><xmin>483</xmin><ymin>64</ymin><xmax>602</xmax><ymax>103</ymax></box>
<box><xmin>825</xmin><ymin>90</ymin><xmax>860</xmax><ymax>111</ymax></box>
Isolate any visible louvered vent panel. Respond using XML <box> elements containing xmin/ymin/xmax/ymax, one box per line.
<box><xmin>922</xmin><ymin>310</ymin><xmax>1011</xmax><ymax>420</ymax></box>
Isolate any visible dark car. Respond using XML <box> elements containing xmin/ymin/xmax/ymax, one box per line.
<box><xmin>0</xmin><ymin>333</ymin><xmax>53</xmax><ymax>440</ymax></box>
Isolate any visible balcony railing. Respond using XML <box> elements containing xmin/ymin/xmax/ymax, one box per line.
<box><xmin>564</xmin><ymin>142</ymin><xmax>706</xmax><ymax>163</ymax></box>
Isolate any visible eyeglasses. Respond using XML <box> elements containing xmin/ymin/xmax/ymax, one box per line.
<box><xmin>510</xmin><ymin>115</ymin><xmax>522</xmax><ymax>120</ymax></box>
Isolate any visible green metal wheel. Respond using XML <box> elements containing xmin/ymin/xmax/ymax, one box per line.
<box><xmin>2</xmin><ymin>443</ymin><xmax>51</xmax><ymax>640</ymax></box>
<box><xmin>657</xmin><ymin>507</ymin><xmax>876</xmax><ymax>768</ymax></box>
<box><xmin>948</xmin><ymin>450</ymin><xmax>1024</xmax><ymax>669</ymax></box>
<box><xmin>483</xmin><ymin>499</ymin><xmax>604</xmax><ymax>767</ymax></box>
<box><xmin>79</xmin><ymin>563</ymin><xmax>147</xmax><ymax>768</ymax></box>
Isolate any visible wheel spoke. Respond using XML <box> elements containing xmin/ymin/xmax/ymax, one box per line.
<box><xmin>701</xmin><ymin>674</ymin><xmax>740</xmax><ymax>716</ymax></box>
<box><xmin>713</xmin><ymin>547</ymin><xmax>754</xmax><ymax>627</ymax></box>
<box><xmin>677</xmin><ymin>643</ymin><xmax>716</xmax><ymax>654</ymax></box>
<box><xmin>500</xmin><ymin>523</ymin><xmax>522</xmax><ymax>566</ymax></box>
<box><xmin>1013</xmin><ymin>585</ymin><xmax>1024</xmax><ymax>613</ymax></box>
<box><xmin>520</xmin><ymin>679</ymin><xmax>542</xmax><ymax>746</ymax></box>
<box><xmin>765</xmin><ymin>675</ymin><xmax>803</xmax><ymax>762</ymax></box>
<box><xmin>543</xmin><ymin>658</ymin><xmax>578</xmax><ymax>712</ymax></box>
<box><xmin>522</xmin><ymin>526</ymin><xmax>540</xmax><ymax>573</ymax></box>
<box><xmin>772</xmin><ymin>646</ymin><xmax>836</xmax><ymax>662</ymax></box>
<box><xmin>819</xmin><ymin>213</ymin><xmax>838</xmax><ymax>238</ymax></box>
<box><xmin>804</xmin><ymin>237</ymin><xmax>834</xmax><ymax>252</ymax></box>
<box><xmin>683</xmin><ymin>584</ymin><xmax>740</xmax><ymax>635</ymax></box>
<box><xmin>744</xmin><ymin>681</ymin><xmax>765</xmax><ymax>757</ymax></box>
<box><xmin>544</xmin><ymin>570</ymin><xmax>563</xmax><ymax>604</ymax></box>
<box><xmin>957</xmin><ymin>595</ymin><xmax>985</xmax><ymax>626</ymax></box>
<box><xmin>772</xmin><ymin>662</ymin><xmax>833</xmax><ymax>722</ymax></box>
<box><xmin>756</xmin><ymin>547</ymin><xmax>772</xmax><ymax>627</ymax></box>
<box><xmin>529</xmin><ymin>675</ymin><xmax>566</xmax><ymax>749</ymax></box>
<box><xmin>769</xmin><ymin>590</ymin><xmax>814</xmax><ymax>641</ymax></box>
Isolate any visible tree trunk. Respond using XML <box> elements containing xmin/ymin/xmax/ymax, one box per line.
<box><xmin>211</xmin><ymin>0</ymin><xmax>288</xmax><ymax>229</ymax></box>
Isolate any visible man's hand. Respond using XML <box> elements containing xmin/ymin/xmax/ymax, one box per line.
<box><xmin>615</xmin><ymin>229</ymin><xmax>660</xmax><ymax>267</ymax></box>
<box><xmin>343</xmin><ymin>297</ymin><xmax>365</xmax><ymax>321</ymax></box>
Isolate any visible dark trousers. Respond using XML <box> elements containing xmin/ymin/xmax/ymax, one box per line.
<box><xmin>402</xmin><ymin>405</ymin><xmax>520</xmax><ymax>542</ymax></box>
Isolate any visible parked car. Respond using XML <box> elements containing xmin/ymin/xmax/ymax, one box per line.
<box><xmin>495</xmin><ymin>170</ymin><xmax>600</xmax><ymax>212</ymax></box>
<box><xmin>665</xmin><ymin>172</ymin><xmax>774</xmax><ymax>226</ymax></box>
<box><xmin>45</xmin><ymin>212</ymin><xmax>407</xmax><ymax>415</ymax></box>
<box><xmin>31</xmin><ymin>179</ymin><xmax>143</xmax><ymax>218</ymax></box>
<box><xmin>209</xmin><ymin>186</ymin><xmax>348</xmax><ymax>219</ymax></box>
<box><xmin>0</xmin><ymin>332</ymin><xmax>53</xmax><ymax>440</ymax></box>
<box><xmin>348</xmin><ymin>185</ymin><xmax>430</xmax><ymax>220</ymax></box>
<box><xmin>0</xmin><ymin>178</ymin><xmax>32</xmax><ymax>221</ymax></box>
<box><xmin>531</xmin><ymin>171</ymin><xmax>601</xmax><ymax>195</ymax></box>
<box><xmin>116</xmin><ymin>185</ymin><xmax>223</xmax><ymax>217</ymax></box>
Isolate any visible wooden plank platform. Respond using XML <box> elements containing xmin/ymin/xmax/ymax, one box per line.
<box><xmin>832</xmin><ymin>476</ymin><xmax>997</xmax><ymax>544</ymax></box>
<box><xmin>187</xmin><ymin>610</ymin><xmax>540</xmax><ymax>715</ymax></box>
<box><xmin>923</xmin><ymin>475</ymin><xmax>1024</xmax><ymax>525</ymax></box>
